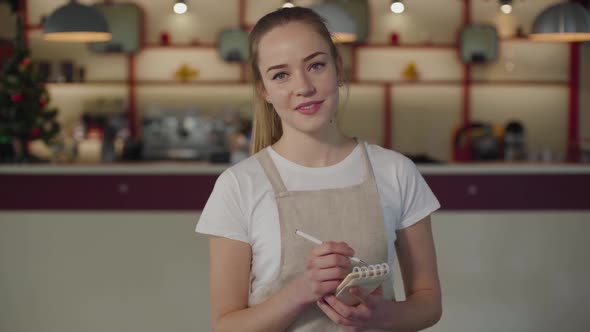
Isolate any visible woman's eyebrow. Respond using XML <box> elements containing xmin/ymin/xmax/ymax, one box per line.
<box><xmin>266</xmin><ymin>63</ymin><xmax>287</xmax><ymax>74</ymax></box>
<box><xmin>265</xmin><ymin>51</ymin><xmax>327</xmax><ymax>74</ymax></box>
<box><xmin>303</xmin><ymin>51</ymin><xmax>327</xmax><ymax>62</ymax></box>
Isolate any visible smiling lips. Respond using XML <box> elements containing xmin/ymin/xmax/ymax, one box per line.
<box><xmin>295</xmin><ymin>100</ymin><xmax>324</xmax><ymax>115</ymax></box>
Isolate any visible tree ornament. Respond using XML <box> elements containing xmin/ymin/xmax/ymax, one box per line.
<box><xmin>19</xmin><ymin>57</ymin><xmax>30</xmax><ymax>71</ymax></box>
<box><xmin>11</xmin><ymin>93</ymin><xmax>24</xmax><ymax>103</ymax></box>
<box><xmin>29</xmin><ymin>127</ymin><xmax>41</xmax><ymax>139</ymax></box>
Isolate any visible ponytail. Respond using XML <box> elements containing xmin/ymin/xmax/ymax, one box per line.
<box><xmin>250</xmin><ymin>93</ymin><xmax>282</xmax><ymax>154</ymax></box>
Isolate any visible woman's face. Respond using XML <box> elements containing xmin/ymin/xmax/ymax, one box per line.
<box><xmin>257</xmin><ymin>22</ymin><xmax>340</xmax><ymax>137</ymax></box>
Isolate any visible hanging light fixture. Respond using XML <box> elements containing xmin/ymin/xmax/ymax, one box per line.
<box><xmin>173</xmin><ymin>0</ymin><xmax>188</xmax><ymax>14</ymax></box>
<box><xmin>499</xmin><ymin>0</ymin><xmax>513</xmax><ymax>15</ymax></box>
<box><xmin>390</xmin><ymin>0</ymin><xmax>405</xmax><ymax>14</ymax></box>
<box><xmin>530</xmin><ymin>2</ymin><xmax>590</xmax><ymax>42</ymax></box>
<box><xmin>308</xmin><ymin>3</ymin><xmax>357</xmax><ymax>43</ymax></box>
<box><xmin>42</xmin><ymin>0</ymin><xmax>111</xmax><ymax>42</ymax></box>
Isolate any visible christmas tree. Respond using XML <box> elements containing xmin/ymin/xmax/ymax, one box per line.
<box><xmin>0</xmin><ymin>4</ymin><xmax>60</xmax><ymax>162</ymax></box>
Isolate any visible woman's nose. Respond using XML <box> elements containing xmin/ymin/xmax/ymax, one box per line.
<box><xmin>294</xmin><ymin>72</ymin><xmax>316</xmax><ymax>96</ymax></box>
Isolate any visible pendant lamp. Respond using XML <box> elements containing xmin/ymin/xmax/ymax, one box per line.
<box><xmin>530</xmin><ymin>2</ymin><xmax>590</xmax><ymax>42</ymax></box>
<box><xmin>390</xmin><ymin>1</ymin><xmax>405</xmax><ymax>14</ymax></box>
<box><xmin>42</xmin><ymin>0</ymin><xmax>111</xmax><ymax>42</ymax></box>
<box><xmin>308</xmin><ymin>3</ymin><xmax>357</xmax><ymax>43</ymax></box>
<box><xmin>173</xmin><ymin>0</ymin><xmax>188</xmax><ymax>14</ymax></box>
<box><xmin>499</xmin><ymin>0</ymin><xmax>513</xmax><ymax>15</ymax></box>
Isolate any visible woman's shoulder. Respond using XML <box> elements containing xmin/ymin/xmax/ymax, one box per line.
<box><xmin>363</xmin><ymin>141</ymin><xmax>415</xmax><ymax>170</ymax></box>
<box><xmin>220</xmin><ymin>149</ymin><xmax>269</xmax><ymax>188</ymax></box>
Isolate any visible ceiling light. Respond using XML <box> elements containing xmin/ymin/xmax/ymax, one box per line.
<box><xmin>282</xmin><ymin>1</ymin><xmax>295</xmax><ymax>8</ymax></box>
<box><xmin>530</xmin><ymin>2</ymin><xmax>590</xmax><ymax>42</ymax></box>
<box><xmin>173</xmin><ymin>0</ymin><xmax>188</xmax><ymax>14</ymax></box>
<box><xmin>308</xmin><ymin>3</ymin><xmax>357</xmax><ymax>43</ymax></box>
<box><xmin>42</xmin><ymin>0</ymin><xmax>111</xmax><ymax>42</ymax></box>
<box><xmin>390</xmin><ymin>1</ymin><xmax>404</xmax><ymax>14</ymax></box>
<box><xmin>499</xmin><ymin>0</ymin><xmax>512</xmax><ymax>15</ymax></box>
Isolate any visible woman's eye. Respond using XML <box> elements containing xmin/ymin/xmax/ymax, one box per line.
<box><xmin>272</xmin><ymin>72</ymin><xmax>288</xmax><ymax>80</ymax></box>
<box><xmin>310</xmin><ymin>62</ymin><xmax>325</xmax><ymax>71</ymax></box>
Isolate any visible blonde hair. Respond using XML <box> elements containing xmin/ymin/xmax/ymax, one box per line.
<box><xmin>248</xmin><ymin>7</ymin><xmax>343</xmax><ymax>154</ymax></box>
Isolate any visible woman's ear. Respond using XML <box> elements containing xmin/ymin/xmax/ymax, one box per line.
<box><xmin>336</xmin><ymin>55</ymin><xmax>345</xmax><ymax>83</ymax></box>
<box><xmin>256</xmin><ymin>81</ymin><xmax>271</xmax><ymax>103</ymax></box>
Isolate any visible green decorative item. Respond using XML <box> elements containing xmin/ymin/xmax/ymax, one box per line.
<box><xmin>0</xmin><ymin>10</ymin><xmax>60</xmax><ymax>162</ymax></box>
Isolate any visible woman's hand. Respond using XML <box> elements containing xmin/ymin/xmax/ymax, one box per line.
<box><xmin>293</xmin><ymin>241</ymin><xmax>354</xmax><ymax>305</ymax></box>
<box><xmin>316</xmin><ymin>286</ymin><xmax>388</xmax><ymax>332</ymax></box>
<box><xmin>316</xmin><ymin>217</ymin><xmax>442</xmax><ymax>331</ymax></box>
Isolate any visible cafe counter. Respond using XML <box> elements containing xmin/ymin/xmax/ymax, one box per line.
<box><xmin>1</xmin><ymin>163</ymin><xmax>589</xmax><ymax>211</ymax></box>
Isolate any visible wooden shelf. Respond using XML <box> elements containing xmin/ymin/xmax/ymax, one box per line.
<box><xmin>132</xmin><ymin>42</ymin><xmax>463</xmax><ymax>50</ymax></box>
<box><xmin>498</xmin><ymin>36</ymin><xmax>573</xmax><ymax>43</ymax></box>
<box><xmin>500</xmin><ymin>36</ymin><xmax>529</xmax><ymax>41</ymax></box>
<box><xmin>354</xmin><ymin>43</ymin><xmax>458</xmax><ymax>49</ymax></box>
<box><xmin>41</xmin><ymin>80</ymin><xmax>569</xmax><ymax>87</ymax></box>
<box><xmin>350</xmin><ymin>80</ymin><xmax>462</xmax><ymax>85</ymax></box>
<box><xmin>142</xmin><ymin>43</ymin><xmax>217</xmax><ymax>49</ymax></box>
<box><xmin>135</xmin><ymin>80</ymin><xmax>247</xmax><ymax>85</ymax></box>
<box><xmin>499</xmin><ymin>36</ymin><xmax>538</xmax><ymax>42</ymax></box>
<box><xmin>470</xmin><ymin>80</ymin><xmax>568</xmax><ymax>86</ymax></box>
<box><xmin>45</xmin><ymin>81</ymin><xmax>129</xmax><ymax>86</ymax></box>
<box><xmin>44</xmin><ymin>80</ymin><xmax>246</xmax><ymax>86</ymax></box>
<box><xmin>25</xmin><ymin>25</ymin><xmax>41</xmax><ymax>31</ymax></box>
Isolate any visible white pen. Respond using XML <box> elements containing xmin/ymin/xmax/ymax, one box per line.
<box><xmin>295</xmin><ymin>229</ymin><xmax>368</xmax><ymax>265</ymax></box>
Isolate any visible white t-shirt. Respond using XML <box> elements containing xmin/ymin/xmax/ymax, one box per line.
<box><xmin>196</xmin><ymin>141</ymin><xmax>440</xmax><ymax>298</ymax></box>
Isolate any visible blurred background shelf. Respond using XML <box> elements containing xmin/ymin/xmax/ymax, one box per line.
<box><xmin>1</xmin><ymin>0</ymin><xmax>588</xmax><ymax>164</ymax></box>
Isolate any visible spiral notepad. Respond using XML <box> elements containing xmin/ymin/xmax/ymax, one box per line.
<box><xmin>335</xmin><ymin>263</ymin><xmax>391</xmax><ymax>306</ymax></box>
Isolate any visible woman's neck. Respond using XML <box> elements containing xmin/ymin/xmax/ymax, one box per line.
<box><xmin>271</xmin><ymin>128</ymin><xmax>357</xmax><ymax>168</ymax></box>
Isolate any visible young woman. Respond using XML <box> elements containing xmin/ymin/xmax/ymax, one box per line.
<box><xmin>196</xmin><ymin>7</ymin><xmax>441</xmax><ymax>332</ymax></box>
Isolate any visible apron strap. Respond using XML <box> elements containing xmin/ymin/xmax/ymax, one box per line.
<box><xmin>357</xmin><ymin>139</ymin><xmax>376</xmax><ymax>185</ymax></box>
<box><xmin>255</xmin><ymin>148</ymin><xmax>289</xmax><ymax>196</ymax></box>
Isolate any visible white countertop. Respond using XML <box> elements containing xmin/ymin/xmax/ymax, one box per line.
<box><xmin>0</xmin><ymin>162</ymin><xmax>589</xmax><ymax>175</ymax></box>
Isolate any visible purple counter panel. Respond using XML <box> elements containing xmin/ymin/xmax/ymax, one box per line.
<box><xmin>0</xmin><ymin>174</ymin><xmax>589</xmax><ymax>210</ymax></box>
<box><xmin>425</xmin><ymin>174</ymin><xmax>589</xmax><ymax>210</ymax></box>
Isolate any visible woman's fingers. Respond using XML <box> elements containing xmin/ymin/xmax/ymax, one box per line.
<box><xmin>303</xmin><ymin>241</ymin><xmax>355</xmax><ymax>300</ymax></box>
<box><xmin>323</xmin><ymin>295</ymin><xmax>355</xmax><ymax>319</ymax></box>
<box><xmin>310</xmin><ymin>241</ymin><xmax>354</xmax><ymax>258</ymax></box>
<box><xmin>317</xmin><ymin>298</ymin><xmax>355</xmax><ymax>326</ymax></box>
<box><xmin>306</xmin><ymin>266</ymin><xmax>349</xmax><ymax>298</ymax></box>
<box><xmin>320</xmin><ymin>291</ymin><xmax>375</xmax><ymax>325</ymax></box>
<box><xmin>308</xmin><ymin>253</ymin><xmax>352</xmax><ymax>269</ymax></box>
<box><xmin>309</xmin><ymin>280</ymin><xmax>342</xmax><ymax>298</ymax></box>
<box><xmin>307</xmin><ymin>266</ymin><xmax>350</xmax><ymax>282</ymax></box>
<box><xmin>308</xmin><ymin>241</ymin><xmax>354</xmax><ymax>271</ymax></box>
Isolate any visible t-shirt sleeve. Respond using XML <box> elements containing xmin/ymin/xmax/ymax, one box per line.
<box><xmin>195</xmin><ymin>169</ymin><xmax>249</xmax><ymax>243</ymax></box>
<box><xmin>397</xmin><ymin>157</ymin><xmax>441</xmax><ymax>230</ymax></box>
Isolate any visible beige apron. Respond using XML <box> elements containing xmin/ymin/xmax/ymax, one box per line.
<box><xmin>252</xmin><ymin>140</ymin><xmax>393</xmax><ymax>332</ymax></box>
